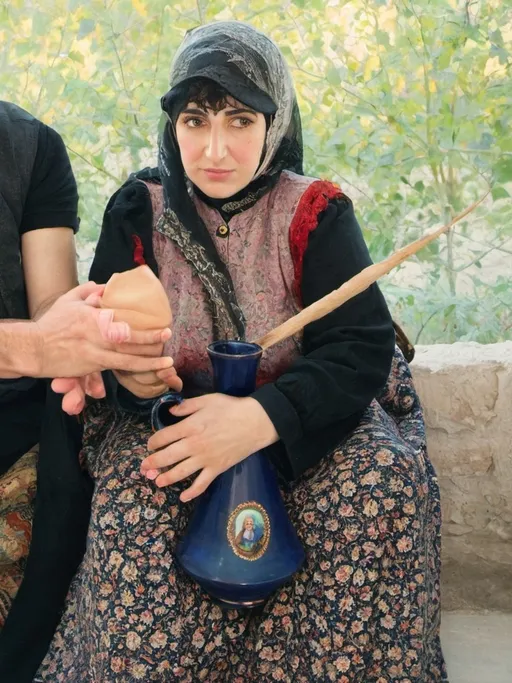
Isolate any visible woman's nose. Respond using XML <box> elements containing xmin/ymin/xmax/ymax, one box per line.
<box><xmin>205</xmin><ymin>127</ymin><xmax>227</xmax><ymax>162</ymax></box>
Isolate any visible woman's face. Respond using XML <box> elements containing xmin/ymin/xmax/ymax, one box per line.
<box><xmin>175</xmin><ymin>96</ymin><xmax>266</xmax><ymax>199</ymax></box>
<box><xmin>243</xmin><ymin>517</ymin><xmax>254</xmax><ymax>531</ymax></box>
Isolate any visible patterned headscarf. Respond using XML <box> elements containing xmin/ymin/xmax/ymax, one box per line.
<box><xmin>155</xmin><ymin>21</ymin><xmax>303</xmax><ymax>340</ymax></box>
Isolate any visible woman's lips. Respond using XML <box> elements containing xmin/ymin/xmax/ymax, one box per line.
<box><xmin>202</xmin><ymin>168</ymin><xmax>234</xmax><ymax>181</ymax></box>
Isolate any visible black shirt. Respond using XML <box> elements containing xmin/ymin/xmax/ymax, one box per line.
<box><xmin>0</xmin><ymin>107</ymin><xmax>88</xmax><ymax>683</ymax></box>
<box><xmin>19</xmin><ymin>123</ymin><xmax>79</xmax><ymax>234</ymax></box>
<box><xmin>0</xmin><ymin>114</ymin><xmax>80</xmax><ymax>472</ymax></box>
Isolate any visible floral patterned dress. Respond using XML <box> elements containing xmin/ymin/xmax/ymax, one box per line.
<box><xmin>36</xmin><ymin>349</ymin><xmax>447</xmax><ymax>682</ymax></box>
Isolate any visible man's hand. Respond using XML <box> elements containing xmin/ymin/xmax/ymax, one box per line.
<box><xmin>51</xmin><ymin>373</ymin><xmax>106</xmax><ymax>415</ymax></box>
<box><xmin>30</xmin><ymin>281</ymin><xmax>175</xmax><ymax>378</ymax></box>
<box><xmin>141</xmin><ymin>395</ymin><xmax>279</xmax><ymax>502</ymax></box>
<box><xmin>53</xmin><ymin>367</ymin><xmax>183</xmax><ymax>415</ymax></box>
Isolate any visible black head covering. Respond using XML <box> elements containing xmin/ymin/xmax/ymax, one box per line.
<box><xmin>155</xmin><ymin>21</ymin><xmax>304</xmax><ymax>340</ymax></box>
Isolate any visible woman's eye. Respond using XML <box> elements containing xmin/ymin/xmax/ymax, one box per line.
<box><xmin>233</xmin><ymin>117</ymin><xmax>253</xmax><ymax>128</ymax></box>
<box><xmin>184</xmin><ymin>118</ymin><xmax>204</xmax><ymax>128</ymax></box>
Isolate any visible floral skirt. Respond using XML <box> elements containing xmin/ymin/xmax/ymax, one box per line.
<box><xmin>37</xmin><ymin>351</ymin><xmax>447</xmax><ymax>682</ymax></box>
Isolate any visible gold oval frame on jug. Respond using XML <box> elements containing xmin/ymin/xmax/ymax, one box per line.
<box><xmin>227</xmin><ymin>501</ymin><xmax>271</xmax><ymax>561</ymax></box>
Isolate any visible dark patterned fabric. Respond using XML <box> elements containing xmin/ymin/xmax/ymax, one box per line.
<box><xmin>155</xmin><ymin>206</ymin><xmax>245</xmax><ymax>341</ymax></box>
<box><xmin>36</xmin><ymin>349</ymin><xmax>447</xmax><ymax>682</ymax></box>
<box><xmin>0</xmin><ymin>449</ymin><xmax>37</xmax><ymax>629</ymax></box>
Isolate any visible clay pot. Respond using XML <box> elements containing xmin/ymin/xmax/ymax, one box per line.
<box><xmin>100</xmin><ymin>266</ymin><xmax>172</xmax><ymax>397</ymax></box>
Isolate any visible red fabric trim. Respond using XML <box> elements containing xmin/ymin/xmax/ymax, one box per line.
<box><xmin>132</xmin><ymin>234</ymin><xmax>146</xmax><ymax>266</ymax></box>
<box><xmin>289</xmin><ymin>180</ymin><xmax>344</xmax><ymax>304</ymax></box>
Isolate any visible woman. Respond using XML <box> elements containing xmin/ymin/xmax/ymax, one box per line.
<box><xmin>37</xmin><ymin>21</ymin><xmax>446</xmax><ymax>682</ymax></box>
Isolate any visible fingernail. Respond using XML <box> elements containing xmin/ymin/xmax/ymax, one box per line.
<box><xmin>146</xmin><ymin>469</ymin><xmax>159</xmax><ymax>480</ymax></box>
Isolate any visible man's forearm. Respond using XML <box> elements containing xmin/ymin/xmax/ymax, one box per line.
<box><xmin>0</xmin><ymin>320</ymin><xmax>40</xmax><ymax>378</ymax></box>
<box><xmin>0</xmin><ymin>292</ymin><xmax>64</xmax><ymax>378</ymax></box>
<box><xmin>31</xmin><ymin>289</ymin><xmax>72</xmax><ymax>321</ymax></box>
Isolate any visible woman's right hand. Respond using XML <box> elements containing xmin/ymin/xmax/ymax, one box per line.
<box><xmin>53</xmin><ymin>365</ymin><xmax>183</xmax><ymax>415</ymax></box>
<box><xmin>114</xmin><ymin>364</ymin><xmax>183</xmax><ymax>399</ymax></box>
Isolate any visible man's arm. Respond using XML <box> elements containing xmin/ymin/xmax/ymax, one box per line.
<box><xmin>19</xmin><ymin>119</ymin><xmax>80</xmax><ymax>318</ymax></box>
<box><xmin>0</xmin><ymin>320</ymin><xmax>40</xmax><ymax>378</ymax></box>
<box><xmin>22</xmin><ymin>227</ymin><xmax>78</xmax><ymax>319</ymax></box>
<box><xmin>0</xmin><ymin>283</ymin><xmax>175</xmax><ymax>379</ymax></box>
<box><xmin>0</xmin><ymin>227</ymin><xmax>78</xmax><ymax>376</ymax></box>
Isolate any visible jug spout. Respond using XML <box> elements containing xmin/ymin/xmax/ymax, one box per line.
<box><xmin>207</xmin><ymin>340</ymin><xmax>263</xmax><ymax>396</ymax></box>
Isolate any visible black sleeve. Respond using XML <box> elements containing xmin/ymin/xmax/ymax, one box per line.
<box><xmin>20</xmin><ymin>124</ymin><xmax>79</xmax><ymax>234</ymax></box>
<box><xmin>252</xmin><ymin>197</ymin><xmax>395</xmax><ymax>472</ymax></box>
<box><xmin>89</xmin><ymin>177</ymin><xmax>160</xmax><ymax>413</ymax></box>
<box><xmin>89</xmin><ymin>177</ymin><xmax>158</xmax><ymax>284</ymax></box>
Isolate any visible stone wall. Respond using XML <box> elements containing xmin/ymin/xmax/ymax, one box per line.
<box><xmin>411</xmin><ymin>342</ymin><xmax>512</xmax><ymax>612</ymax></box>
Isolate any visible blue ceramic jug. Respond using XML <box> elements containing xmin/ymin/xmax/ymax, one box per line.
<box><xmin>151</xmin><ymin>340</ymin><xmax>305</xmax><ymax>608</ymax></box>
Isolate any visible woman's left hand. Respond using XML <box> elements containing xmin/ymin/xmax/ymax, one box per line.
<box><xmin>141</xmin><ymin>394</ymin><xmax>279</xmax><ymax>502</ymax></box>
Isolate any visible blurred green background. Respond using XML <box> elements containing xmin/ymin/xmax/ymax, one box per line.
<box><xmin>1</xmin><ymin>0</ymin><xmax>511</xmax><ymax>343</ymax></box>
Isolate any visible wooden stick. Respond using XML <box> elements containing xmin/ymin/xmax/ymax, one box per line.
<box><xmin>254</xmin><ymin>192</ymin><xmax>489</xmax><ymax>351</ymax></box>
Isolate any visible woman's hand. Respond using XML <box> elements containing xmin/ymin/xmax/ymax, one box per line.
<box><xmin>141</xmin><ymin>394</ymin><xmax>279</xmax><ymax>502</ymax></box>
<box><xmin>53</xmin><ymin>366</ymin><xmax>183</xmax><ymax>415</ymax></box>
<box><xmin>114</xmin><ymin>364</ymin><xmax>183</xmax><ymax>399</ymax></box>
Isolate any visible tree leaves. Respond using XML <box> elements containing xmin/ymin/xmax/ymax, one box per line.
<box><xmin>78</xmin><ymin>19</ymin><xmax>95</xmax><ymax>39</ymax></box>
<box><xmin>2</xmin><ymin>0</ymin><xmax>509</xmax><ymax>343</ymax></box>
<box><xmin>493</xmin><ymin>158</ymin><xmax>512</xmax><ymax>184</ymax></box>
<box><xmin>491</xmin><ymin>187</ymin><xmax>510</xmax><ymax>201</ymax></box>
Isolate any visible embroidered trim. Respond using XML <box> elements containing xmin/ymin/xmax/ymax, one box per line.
<box><xmin>289</xmin><ymin>181</ymin><xmax>344</xmax><ymax>303</ymax></box>
<box><xmin>144</xmin><ymin>179</ymin><xmax>245</xmax><ymax>341</ymax></box>
<box><xmin>220</xmin><ymin>184</ymin><xmax>272</xmax><ymax>215</ymax></box>
<box><xmin>132</xmin><ymin>235</ymin><xmax>146</xmax><ymax>266</ymax></box>
<box><xmin>156</xmin><ymin>209</ymin><xmax>244</xmax><ymax>340</ymax></box>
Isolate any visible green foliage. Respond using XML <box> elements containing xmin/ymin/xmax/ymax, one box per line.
<box><xmin>1</xmin><ymin>0</ymin><xmax>511</xmax><ymax>343</ymax></box>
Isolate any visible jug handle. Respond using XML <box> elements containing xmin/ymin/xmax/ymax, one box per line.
<box><xmin>151</xmin><ymin>391</ymin><xmax>184</xmax><ymax>431</ymax></box>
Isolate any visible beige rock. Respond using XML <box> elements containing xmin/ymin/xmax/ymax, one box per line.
<box><xmin>411</xmin><ymin>342</ymin><xmax>512</xmax><ymax>611</ymax></box>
